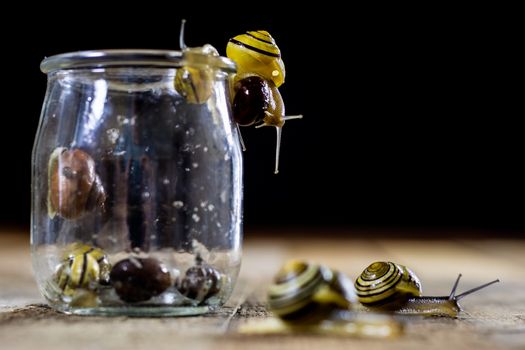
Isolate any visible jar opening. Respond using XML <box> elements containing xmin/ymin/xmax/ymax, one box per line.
<box><xmin>40</xmin><ymin>49</ymin><xmax>237</xmax><ymax>73</ymax></box>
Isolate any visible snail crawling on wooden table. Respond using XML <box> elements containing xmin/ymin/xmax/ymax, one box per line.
<box><xmin>354</xmin><ymin>261</ymin><xmax>500</xmax><ymax>317</ymax></box>
<box><xmin>245</xmin><ymin>260</ymin><xmax>403</xmax><ymax>338</ymax></box>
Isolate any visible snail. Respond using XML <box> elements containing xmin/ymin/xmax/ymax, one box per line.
<box><xmin>48</xmin><ymin>147</ymin><xmax>106</xmax><ymax>219</ymax></box>
<box><xmin>177</xmin><ymin>256</ymin><xmax>222</xmax><ymax>304</ymax></box>
<box><xmin>354</xmin><ymin>261</ymin><xmax>500</xmax><ymax>317</ymax></box>
<box><xmin>267</xmin><ymin>260</ymin><xmax>357</xmax><ymax>323</ymax></box>
<box><xmin>174</xmin><ymin>19</ymin><xmax>219</xmax><ymax>104</ymax></box>
<box><xmin>55</xmin><ymin>249</ymin><xmax>101</xmax><ymax>296</ymax></box>
<box><xmin>62</xmin><ymin>243</ymin><xmax>111</xmax><ymax>285</ymax></box>
<box><xmin>110</xmin><ymin>257</ymin><xmax>171</xmax><ymax>303</ymax></box>
<box><xmin>263</xmin><ymin>260</ymin><xmax>402</xmax><ymax>337</ymax></box>
<box><xmin>227</xmin><ymin>31</ymin><xmax>302</xmax><ymax>174</ymax></box>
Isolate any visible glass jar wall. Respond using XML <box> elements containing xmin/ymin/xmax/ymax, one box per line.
<box><xmin>31</xmin><ymin>50</ymin><xmax>242</xmax><ymax>316</ymax></box>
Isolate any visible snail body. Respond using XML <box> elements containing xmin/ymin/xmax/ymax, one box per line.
<box><xmin>355</xmin><ymin>261</ymin><xmax>500</xmax><ymax>317</ymax></box>
<box><xmin>268</xmin><ymin>260</ymin><xmax>356</xmax><ymax>323</ymax></box>
<box><xmin>174</xmin><ymin>20</ymin><xmax>219</xmax><ymax>104</ymax></box>
<box><xmin>48</xmin><ymin>147</ymin><xmax>106</xmax><ymax>219</ymax></box>
<box><xmin>227</xmin><ymin>31</ymin><xmax>302</xmax><ymax>174</ymax></box>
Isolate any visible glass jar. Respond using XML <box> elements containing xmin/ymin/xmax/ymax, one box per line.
<box><xmin>31</xmin><ymin>50</ymin><xmax>242</xmax><ymax>316</ymax></box>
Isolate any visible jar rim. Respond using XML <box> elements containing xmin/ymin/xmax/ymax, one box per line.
<box><xmin>40</xmin><ymin>49</ymin><xmax>237</xmax><ymax>73</ymax></box>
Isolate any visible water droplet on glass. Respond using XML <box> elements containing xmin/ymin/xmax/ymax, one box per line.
<box><xmin>172</xmin><ymin>201</ymin><xmax>184</xmax><ymax>209</ymax></box>
<box><xmin>117</xmin><ymin>115</ymin><xmax>130</xmax><ymax>125</ymax></box>
<box><xmin>106</xmin><ymin>128</ymin><xmax>120</xmax><ymax>144</ymax></box>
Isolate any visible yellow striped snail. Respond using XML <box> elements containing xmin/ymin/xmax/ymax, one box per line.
<box><xmin>55</xmin><ymin>243</ymin><xmax>110</xmax><ymax>297</ymax></box>
<box><xmin>227</xmin><ymin>31</ymin><xmax>302</xmax><ymax>174</ymax></box>
<box><xmin>174</xmin><ymin>19</ymin><xmax>219</xmax><ymax>104</ymax></box>
<box><xmin>267</xmin><ymin>260</ymin><xmax>357</xmax><ymax>323</ymax></box>
<box><xmin>354</xmin><ymin>261</ymin><xmax>500</xmax><ymax>317</ymax></box>
<box><xmin>264</xmin><ymin>260</ymin><xmax>402</xmax><ymax>337</ymax></box>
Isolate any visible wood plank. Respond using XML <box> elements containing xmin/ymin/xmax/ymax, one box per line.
<box><xmin>1</xmin><ymin>230</ymin><xmax>524</xmax><ymax>350</ymax></box>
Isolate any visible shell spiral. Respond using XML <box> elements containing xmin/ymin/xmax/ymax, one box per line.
<box><xmin>355</xmin><ymin>261</ymin><xmax>422</xmax><ymax>306</ymax></box>
<box><xmin>268</xmin><ymin>260</ymin><xmax>356</xmax><ymax>322</ymax></box>
<box><xmin>227</xmin><ymin>31</ymin><xmax>285</xmax><ymax>88</ymax></box>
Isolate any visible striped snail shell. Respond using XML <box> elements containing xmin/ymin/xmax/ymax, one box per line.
<box><xmin>268</xmin><ymin>260</ymin><xmax>357</xmax><ymax>323</ymax></box>
<box><xmin>48</xmin><ymin>147</ymin><xmax>106</xmax><ymax>219</ymax></box>
<box><xmin>355</xmin><ymin>261</ymin><xmax>422</xmax><ymax>306</ymax></box>
<box><xmin>56</xmin><ymin>251</ymin><xmax>100</xmax><ymax>297</ymax></box>
<box><xmin>175</xmin><ymin>20</ymin><xmax>219</xmax><ymax>104</ymax></box>
<box><xmin>63</xmin><ymin>243</ymin><xmax>111</xmax><ymax>285</ymax></box>
<box><xmin>227</xmin><ymin>30</ymin><xmax>285</xmax><ymax>88</ymax></box>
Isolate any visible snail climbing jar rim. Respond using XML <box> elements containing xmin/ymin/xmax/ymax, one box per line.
<box><xmin>40</xmin><ymin>49</ymin><xmax>237</xmax><ymax>73</ymax></box>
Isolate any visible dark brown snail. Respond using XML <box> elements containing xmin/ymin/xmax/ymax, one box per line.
<box><xmin>47</xmin><ymin>147</ymin><xmax>106</xmax><ymax>219</ymax></box>
<box><xmin>267</xmin><ymin>260</ymin><xmax>357</xmax><ymax>323</ymax></box>
<box><xmin>355</xmin><ymin>261</ymin><xmax>500</xmax><ymax>317</ymax></box>
<box><xmin>110</xmin><ymin>257</ymin><xmax>171</xmax><ymax>303</ymax></box>
<box><xmin>227</xmin><ymin>31</ymin><xmax>302</xmax><ymax>174</ymax></box>
<box><xmin>177</xmin><ymin>257</ymin><xmax>222</xmax><ymax>303</ymax></box>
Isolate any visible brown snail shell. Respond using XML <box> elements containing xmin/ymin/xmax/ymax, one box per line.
<box><xmin>110</xmin><ymin>257</ymin><xmax>171</xmax><ymax>303</ymax></box>
<box><xmin>177</xmin><ymin>260</ymin><xmax>222</xmax><ymax>303</ymax></box>
<box><xmin>48</xmin><ymin>148</ymin><xmax>106</xmax><ymax>219</ymax></box>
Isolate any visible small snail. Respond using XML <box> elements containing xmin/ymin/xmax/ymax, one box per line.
<box><xmin>63</xmin><ymin>243</ymin><xmax>111</xmax><ymax>285</ymax></box>
<box><xmin>174</xmin><ymin>19</ymin><xmax>219</xmax><ymax>104</ymax></box>
<box><xmin>267</xmin><ymin>260</ymin><xmax>356</xmax><ymax>323</ymax></box>
<box><xmin>110</xmin><ymin>257</ymin><xmax>171</xmax><ymax>303</ymax></box>
<box><xmin>227</xmin><ymin>31</ymin><xmax>302</xmax><ymax>174</ymax></box>
<box><xmin>48</xmin><ymin>147</ymin><xmax>106</xmax><ymax>219</ymax></box>
<box><xmin>177</xmin><ymin>256</ymin><xmax>222</xmax><ymax>304</ymax></box>
<box><xmin>55</xmin><ymin>250</ymin><xmax>100</xmax><ymax>296</ymax></box>
<box><xmin>355</xmin><ymin>261</ymin><xmax>500</xmax><ymax>317</ymax></box>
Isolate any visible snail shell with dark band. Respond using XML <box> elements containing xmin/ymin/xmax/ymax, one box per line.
<box><xmin>355</xmin><ymin>261</ymin><xmax>500</xmax><ymax>317</ymax></box>
<box><xmin>355</xmin><ymin>261</ymin><xmax>422</xmax><ymax>306</ymax></box>
<box><xmin>268</xmin><ymin>260</ymin><xmax>356</xmax><ymax>323</ymax></box>
<box><xmin>48</xmin><ymin>148</ymin><xmax>106</xmax><ymax>219</ymax></box>
<box><xmin>174</xmin><ymin>20</ymin><xmax>219</xmax><ymax>104</ymax></box>
<box><xmin>227</xmin><ymin>31</ymin><xmax>285</xmax><ymax>88</ymax></box>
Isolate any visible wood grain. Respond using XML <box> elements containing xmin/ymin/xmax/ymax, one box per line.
<box><xmin>1</xmin><ymin>230</ymin><xmax>524</xmax><ymax>350</ymax></box>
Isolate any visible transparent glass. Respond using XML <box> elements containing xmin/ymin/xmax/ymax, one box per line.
<box><xmin>31</xmin><ymin>50</ymin><xmax>242</xmax><ymax>316</ymax></box>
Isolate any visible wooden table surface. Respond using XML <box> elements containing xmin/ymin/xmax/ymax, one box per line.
<box><xmin>1</xmin><ymin>230</ymin><xmax>524</xmax><ymax>350</ymax></box>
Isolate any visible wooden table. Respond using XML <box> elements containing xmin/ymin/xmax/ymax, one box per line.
<box><xmin>1</xmin><ymin>230</ymin><xmax>524</xmax><ymax>350</ymax></box>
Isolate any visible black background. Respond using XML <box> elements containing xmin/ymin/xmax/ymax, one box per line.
<box><xmin>0</xmin><ymin>5</ymin><xmax>521</xmax><ymax>235</ymax></box>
